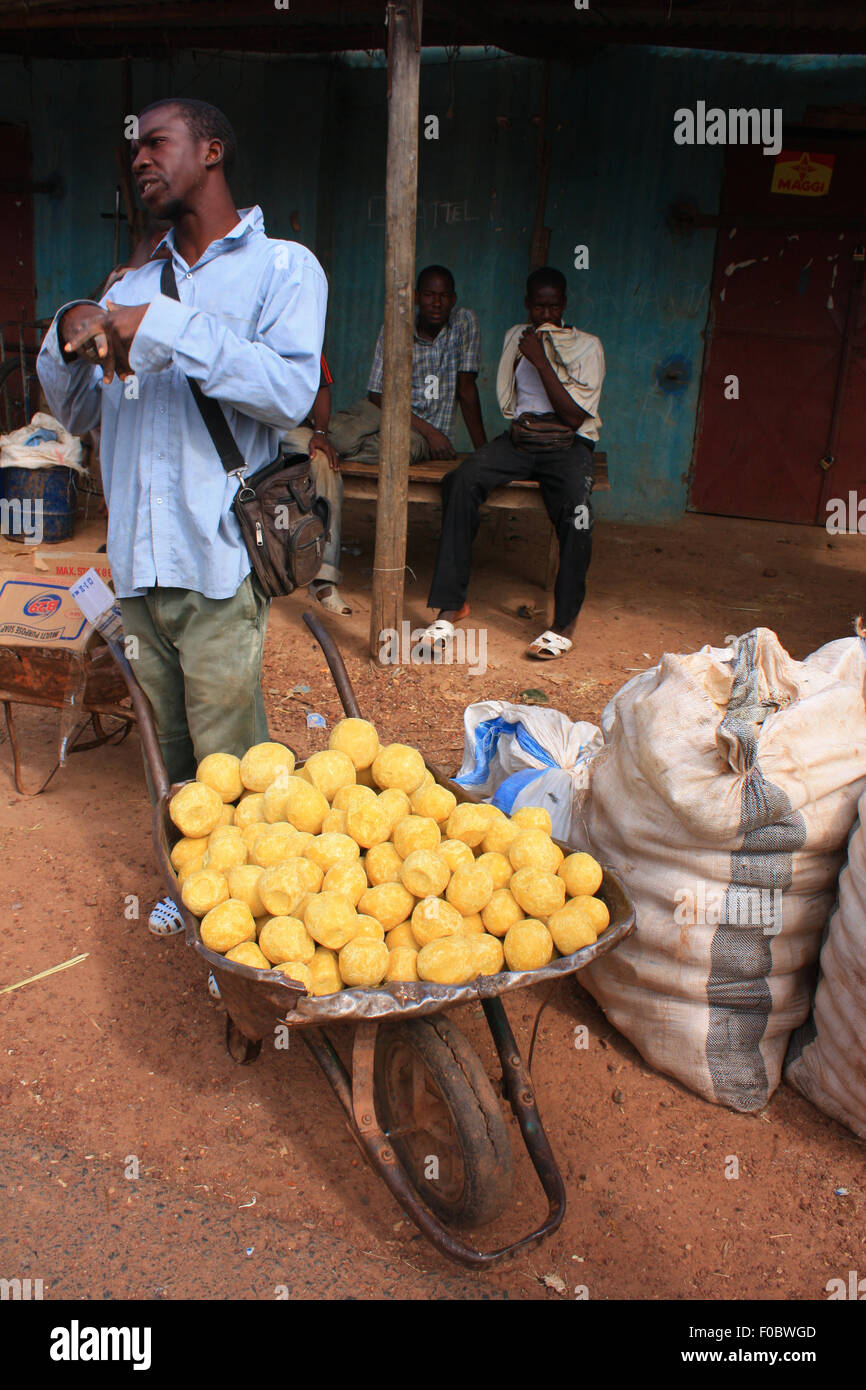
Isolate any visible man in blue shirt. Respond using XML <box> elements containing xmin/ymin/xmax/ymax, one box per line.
<box><xmin>38</xmin><ymin>98</ymin><xmax>327</xmax><ymax>931</ymax></box>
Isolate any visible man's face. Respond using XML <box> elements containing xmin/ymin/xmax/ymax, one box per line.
<box><xmin>415</xmin><ymin>274</ymin><xmax>457</xmax><ymax>331</ymax></box>
<box><xmin>526</xmin><ymin>285</ymin><xmax>566</xmax><ymax>328</ymax></box>
<box><xmin>131</xmin><ymin>107</ymin><xmax>214</xmax><ymax>221</ymax></box>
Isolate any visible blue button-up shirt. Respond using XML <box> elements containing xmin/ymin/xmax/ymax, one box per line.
<box><xmin>37</xmin><ymin>206</ymin><xmax>327</xmax><ymax>599</ymax></box>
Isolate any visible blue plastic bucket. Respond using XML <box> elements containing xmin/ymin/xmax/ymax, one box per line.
<box><xmin>0</xmin><ymin>465</ymin><xmax>77</xmax><ymax>544</ymax></box>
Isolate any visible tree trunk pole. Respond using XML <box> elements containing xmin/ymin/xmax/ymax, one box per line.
<box><xmin>369</xmin><ymin>0</ymin><xmax>423</xmax><ymax>661</ymax></box>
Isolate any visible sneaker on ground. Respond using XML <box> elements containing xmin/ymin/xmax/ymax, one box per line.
<box><xmin>147</xmin><ymin>897</ymin><xmax>186</xmax><ymax>937</ymax></box>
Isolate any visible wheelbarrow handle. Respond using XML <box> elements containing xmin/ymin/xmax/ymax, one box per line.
<box><xmin>302</xmin><ymin>609</ymin><xmax>362</xmax><ymax>719</ymax></box>
<box><xmin>105</xmin><ymin>637</ymin><xmax>171</xmax><ymax>803</ymax></box>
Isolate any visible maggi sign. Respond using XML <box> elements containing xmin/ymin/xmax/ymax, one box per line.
<box><xmin>770</xmin><ymin>150</ymin><xmax>835</xmax><ymax>197</ymax></box>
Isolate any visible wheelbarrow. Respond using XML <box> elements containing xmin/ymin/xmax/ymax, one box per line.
<box><xmin>112</xmin><ymin>611</ymin><xmax>635</xmax><ymax>1268</ymax></box>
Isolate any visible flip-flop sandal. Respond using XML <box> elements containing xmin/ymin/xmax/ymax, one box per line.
<box><xmin>418</xmin><ymin>618</ymin><xmax>456</xmax><ymax>656</ymax></box>
<box><xmin>311</xmin><ymin>585</ymin><xmax>352</xmax><ymax>615</ymax></box>
<box><xmin>148</xmin><ymin>897</ymin><xmax>185</xmax><ymax>936</ymax></box>
<box><xmin>527</xmin><ymin>629</ymin><xmax>573</xmax><ymax>660</ymax></box>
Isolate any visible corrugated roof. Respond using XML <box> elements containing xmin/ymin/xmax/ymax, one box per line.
<box><xmin>1</xmin><ymin>0</ymin><xmax>865</xmax><ymax>56</ymax></box>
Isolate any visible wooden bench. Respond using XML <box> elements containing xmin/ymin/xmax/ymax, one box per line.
<box><xmin>340</xmin><ymin>452</ymin><xmax>609</xmax><ymax>591</ymax></box>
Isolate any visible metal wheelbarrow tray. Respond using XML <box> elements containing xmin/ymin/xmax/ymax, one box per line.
<box><xmin>115</xmin><ymin>611</ymin><xmax>635</xmax><ymax>1269</ymax></box>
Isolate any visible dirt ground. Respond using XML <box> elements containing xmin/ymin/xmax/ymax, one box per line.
<box><xmin>1</xmin><ymin>499</ymin><xmax>865</xmax><ymax>1302</ymax></box>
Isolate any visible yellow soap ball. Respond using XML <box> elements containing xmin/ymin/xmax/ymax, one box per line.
<box><xmin>481</xmin><ymin>820</ymin><xmax>519</xmax><ymax>856</ymax></box>
<box><xmin>252</xmin><ymin>823</ymin><xmax>305</xmax><ymax>869</ymax></box>
<box><xmin>225</xmin><ymin>941</ymin><xmax>271</xmax><ymax>970</ymax></box>
<box><xmin>445</xmin><ymin>802</ymin><xmax>490</xmax><ymax>849</ymax></box>
<box><xmin>321</xmin><ymin>808</ymin><xmax>348</xmax><ymax>835</ymax></box>
<box><xmin>200</xmin><ymin>898</ymin><xmax>257</xmax><ymax>953</ymax></box>
<box><xmin>329</xmin><ymin>717</ymin><xmax>381</xmax><ymax>772</ymax></box>
<box><xmin>304</xmin><ymin>891</ymin><xmax>359</xmax><ymax>950</ymax></box>
<box><xmin>416</xmin><ymin>935</ymin><xmax>475</xmax><ymax>986</ymax></box>
<box><xmin>476</xmin><ymin>851</ymin><xmax>513</xmax><ymax>890</ymax></box>
<box><xmin>438</xmin><ymin>838</ymin><xmax>476</xmax><ymax>874</ymax></box>
<box><xmin>196</xmin><ymin>752</ymin><xmax>243</xmax><ymax>803</ymax></box>
<box><xmin>345</xmin><ymin>800</ymin><xmax>392</xmax><ymax>849</ymax></box>
<box><xmin>207</xmin><ymin>823</ymin><xmax>244</xmax><ymax>846</ymax></box>
<box><xmin>446</xmin><ymin>864</ymin><xmax>495</xmax><ymax>916</ymax></box>
<box><xmin>372</xmin><ymin>743</ymin><xmax>427</xmax><ymax>795</ymax></box>
<box><xmin>364</xmin><ymin>842</ymin><xmax>404</xmax><ymax>886</ymax></box>
<box><xmin>309</xmin><ymin>946</ymin><xmax>343</xmax><ymax>996</ymax></box>
<box><xmin>169</xmin><ymin>782</ymin><xmax>223</xmax><ymax>838</ymax></box>
<box><xmin>376</xmin><ymin>788</ymin><xmax>412</xmax><ymax>836</ymax></box>
<box><xmin>510</xmin><ymin>867</ymin><xmax>566</xmax><ymax>919</ymax></box>
<box><xmin>392</xmin><ymin>815</ymin><xmax>441</xmax><ymax>859</ymax></box>
<box><xmin>468</xmin><ymin>932</ymin><xmax>505</xmax><ymax>976</ymax></box>
<box><xmin>385</xmin><ymin>946</ymin><xmax>419</xmax><ymax>982</ymax></box>
<box><xmin>386</xmin><ymin>921</ymin><xmax>420</xmax><ymax>950</ymax></box>
<box><xmin>410</xmin><ymin>896</ymin><xmax>464</xmax><ymax>948</ymax></box>
<box><xmin>569</xmin><ymin>894</ymin><xmax>610</xmax><ymax>934</ymax></box>
<box><xmin>202</xmin><ymin>837</ymin><xmax>247</xmax><ymax>874</ymax></box>
<box><xmin>295</xmin><ymin>859</ymin><xmax>324</xmax><ymax>894</ymax></box>
<box><xmin>354</xmin><ymin>914</ymin><xmax>386</xmax><ymax>941</ymax></box>
<box><xmin>323</xmin><ymin>861</ymin><xmax>368</xmax><ymax>907</ymax></box>
<box><xmin>181</xmin><ymin>869</ymin><xmax>229</xmax><ymax>918</ymax></box>
<box><xmin>410</xmin><ymin>782</ymin><xmax>458</xmax><ymax>825</ymax></box>
<box><xmin>481</xmin><ymin>888</ymin><xmax>524</xmax><ymax>938</ymax></box>
<box><xmin>257</xmin><ymin>862</ymin><xmax>310</xmax><ymax>918</ymax></box>
<box><xmin>258</xmin><ymin>915</ymin><xmax>316</xmax><ymax>966</ymax></box>
<box><xmin>338</xmin><ymin>937</ymin><xmax>389</xmax><ymax>988</ymax></box>
<box><xmin>305</xmin><ymin>832</ymin><xmax>361</xmax><ymax>874</ymax></box>
<box><xmin>399</xmin><ymin>850</ymin><xmax>450</xmax><ymax>899</ymax></box>
<box><xmin>263</xmin><ymin>775</ymin><xmax>292</xmax><ymax>824</ymax></box>
<box><xmin>216</xmin><ymin>804</ymin><xmax>235</xmax><ymax>827</ymax></box>
<box><xmin>358</xmin><ymin>883</ymin><xmax>416</xmax><ymax>932</ymax></box>
<box><xmin>274</xmin><ymin>960</ymin><xmax>313</xmax><ymax>992</ymax></box>
<box><xmin>170</xmin><ymin>836</ymin><xmax>210</xmax><ymax>871</ymax></box>
<box><xmin>227</xmin><ymin>864</ymin><xmax>266</xmax><ymax>918</ymax></box>
<box><xmin>295</xmin><ymin>893</ymin><xmax>315</xmax><ymax>922</ymax></box>
<box><xmin>356</xmin><ymin>764</ymin><xmax>377</xmax><ymax>789</ymax></box>
<box><xmin>459</xmin><ymin>913</ymin><xmax>485</xmax><ymax>933</ymax></box>
<box><xmin>508</xmin><ymin>829</ymin><xmax>561</xmax><ymax>875</ymax></box>
<box><xmin>281</xmin><ymin>777</ymin><xmax>330</xmax><ymax>835</ymax></box>
<box><xmin>332</xmin><ymin>783</ymin><xmax>378</xmax><ymax>813</ymax></box>
<box><xmin>239</xmin><ymin>741</ymin><xmax>295</xmax><ymax>792</ymax></box>
<box><xmin>234</xmin><ymin>792</ymin><xmax>267</xmax><ymax>829</ymax></box>
<box><xmin>558</xmin><ymin>852</ymin><xmax>604</xmax><ymax>899</ymax></box>
<box><xmin>303</xmin><ymin>749</ymin><xmax>357</xmax><ymax>803</ymax></box>
<box><xmin>241</xmin><ymin>821</ymin><xmax>271</xmax><ymax>856</ymax></box>
<box><xmin>511</xmin><ymin>805</ymin><xmax>552</xmax><ymax>835</ymax></box>
<box><xmin>177</xmin><ymin>855</ymin><xmax>205</xmax><ymax>887</ymax></box>
<box><xmin>547</xmin><ymin>905</ymin><xmax>597</xmax><ymax>956</ymax></box>
<box><xmin>503</xmin><ymin>918</ymin><xmax>554</xmax><ymax>972</ymax></box>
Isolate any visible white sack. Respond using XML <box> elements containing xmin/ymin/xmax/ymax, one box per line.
<box><xmin>581</xmin><ymin>627</ymin><xmax>866</xmax><ymax>1113</ymax></box>
<box><xmin>0</xmin><ymin>412</ymin><xmax>85</xmax><ymax>473</ymax></box>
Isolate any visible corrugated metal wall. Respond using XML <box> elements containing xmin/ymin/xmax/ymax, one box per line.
<box><xmin>3</xmin><ymin>45</ymin><xmax>866</xmax><ymax>520</ymax></box>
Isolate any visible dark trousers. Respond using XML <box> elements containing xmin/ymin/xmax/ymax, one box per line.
<box><xmin>427</xmin><ymin>430</ymin><xmax>595</xmax><ymax>630</ymax></box>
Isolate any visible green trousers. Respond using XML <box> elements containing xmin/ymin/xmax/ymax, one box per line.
<box><xmin>119</xmin><ymin>576</ymin><xmax>270</xmax><ymax>793</ymax></box>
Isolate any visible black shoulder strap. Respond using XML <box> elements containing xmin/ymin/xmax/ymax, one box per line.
<box><xmin>160</xmin><ymin>258</ymin><xmax>245</xmax><ymax>475</ymax></box>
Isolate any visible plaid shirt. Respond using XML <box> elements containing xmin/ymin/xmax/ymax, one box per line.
<box><xmin>367</xmin><ymin>306</ymin><xmax>480</xmax><ymax>443</ymax></box>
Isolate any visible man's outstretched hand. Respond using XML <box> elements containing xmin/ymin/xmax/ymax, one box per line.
<box><xmin>61</xmin><ymin>300</ymin><xmax>149</xmax><ymax>383</ymax></box>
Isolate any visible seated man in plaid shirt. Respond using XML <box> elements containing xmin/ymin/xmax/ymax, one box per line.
<box><xmin>319</xmin><ymin>265</ymin><xmax>487</xmax><ymax>610</ymax></box>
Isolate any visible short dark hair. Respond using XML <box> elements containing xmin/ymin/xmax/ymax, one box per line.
<box><xmin>139</xmin><ymin>98</ymin><xmax>237</xmax><ymax>179</ymax></box>
<box><xmin>417</xmin><ymin>264</ymin><xmax>455</xmax><ymax>293</ymax></box>
<box><xmin>526</xmin><ymin>266</ymin><xmax>567</xmax><ymax>298</ymax></box>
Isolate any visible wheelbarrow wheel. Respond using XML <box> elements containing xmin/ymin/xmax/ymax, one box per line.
<box><xmin>373</xmin><ymin>1015</ymin><xmax>514</xmax><ymax>1229</ymax></box>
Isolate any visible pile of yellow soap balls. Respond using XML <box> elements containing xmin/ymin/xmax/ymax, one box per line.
<box><xmin>167</xmin><ymin>720</ymin><xmax>610</xmax><ymax>997</ymax></box>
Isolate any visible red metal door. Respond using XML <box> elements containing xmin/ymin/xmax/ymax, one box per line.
<box><xmin>0</xmin><ymin>123</ymin><xmax>36</xmax><ymax>328</ymax></box>
<box><xmin>689</xmin><ymin>136</ymin><xmax>866</xmax><ymax>524</ymax></box>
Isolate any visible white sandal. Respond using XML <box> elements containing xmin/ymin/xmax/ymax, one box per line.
<box><xmin>527</xmin><ymin>629</ymin><xmax>573</xmax><ymax>660</ymax></box>
<box><xmin>418</xmin><ymin>618</ymin><xmax>456</xmax><ymax>655</ymax></box>
<box><xmin>148</xmin><ymin>897</ymin><xmax>186</xmax><ymax>937</ymax></box>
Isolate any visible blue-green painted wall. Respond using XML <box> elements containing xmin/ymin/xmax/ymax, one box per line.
<box><xmin>3</xmin><ymin>45</ymin><xmax>866</xmax><ymax>521</ymax></box>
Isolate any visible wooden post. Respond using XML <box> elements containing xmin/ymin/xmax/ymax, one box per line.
<box><xmin>369</xmin><ymin>0</ymin><xmax>423</xmax><ymax>661</ymax></box>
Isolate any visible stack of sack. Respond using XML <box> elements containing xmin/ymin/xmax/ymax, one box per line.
<box><xmin>580</xmin><ymin>628</ymin><xmax>866</xmax><ymax>1112</ymax></box>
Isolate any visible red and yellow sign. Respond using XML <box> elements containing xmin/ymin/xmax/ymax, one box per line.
<box><xmin>770</xmin><ymin>150</ymin><xmax>835</xmax><ymax>197</ymax></box>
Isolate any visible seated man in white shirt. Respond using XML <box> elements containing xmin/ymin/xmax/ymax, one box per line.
<box><xmin>425</xmin><ymin>266</ymin><xmax>605</xmax><ymax>660</ymax></box>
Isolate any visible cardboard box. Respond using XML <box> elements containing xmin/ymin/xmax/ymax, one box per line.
<box><xmin>0</xmin><ymin>572</ymin><xmax>93</xmax><ymax>649</ymax></box>
<box><xmin>33</xmin><ymin>549</ymin><xmax>113</xmax><ymax>586</ymax></box>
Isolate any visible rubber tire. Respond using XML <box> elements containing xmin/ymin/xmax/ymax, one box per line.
<box><xmin>373</xmin><ymin>1014</ymin><xmax>515</xmax><ymax>1229</ymax></box>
